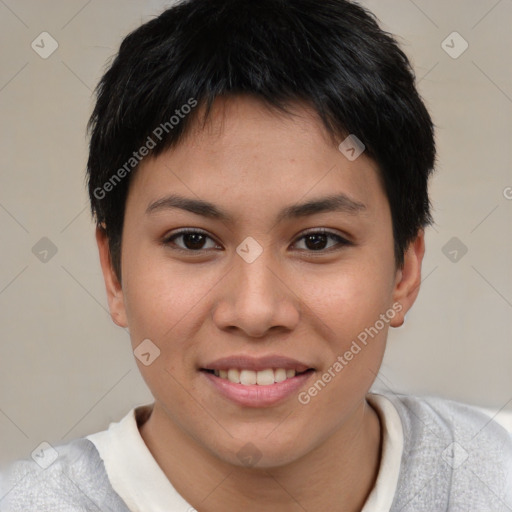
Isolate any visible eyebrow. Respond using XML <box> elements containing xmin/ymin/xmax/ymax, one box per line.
<box><xmin>146</xmin><ymin>193</ymin><xmax>366</xmax><ymax>222</ymax></box>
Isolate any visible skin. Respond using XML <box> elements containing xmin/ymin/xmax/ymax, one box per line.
<box><xmin>96</xmin><ymin>96</ymin><xmax>424</xmax><ymax>511</ymax></box>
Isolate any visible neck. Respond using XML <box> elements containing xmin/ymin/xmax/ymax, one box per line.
<box><xmin>139</xmin><ymin>398</ymin><xmax>382</xmax><ymax>512</ymax></box>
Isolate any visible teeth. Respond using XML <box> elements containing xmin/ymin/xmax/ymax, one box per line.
<box><xmin>214</xmin><ymin>368</ymin><xmax>302</xmax><ymax>385</ymax></box>
<box><xmin>227</xmin><ymin>369</ymin><xmax>240</xmax><ymax>383</ymax></box>
<box><xmin>240</xmin><ymin>370</ymin><xmax>257</xmax><ymax>385</ymax></box>
<box><xmin>256</xmin><ymin>369</ymin><xmax>274</xmax><ymax>386</ymax></box>
<box><xmin>274</xmin><ymin>368</ymin><xmax>287</xmax><ymax>383</ymax></box>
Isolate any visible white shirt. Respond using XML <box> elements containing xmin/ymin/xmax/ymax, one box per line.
<box><xmin>87</xmin><ymin>393</ymin><xmax>404</xmax><ymax>512</ymax></box>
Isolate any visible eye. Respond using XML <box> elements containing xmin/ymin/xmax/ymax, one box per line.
<box><xmin>292</xmin><ymin>229</ymin><xmax>351</xmax><ymax>252</ymax></box>
<box><xmin>162</xmin><ymin>228</ymin><xmax>351</xmax><ymax>254</ymax></box>
<box><xmin>163</xmin><ymin>229</ymin><xmax>220</xmax><ymax>252</ymax></box>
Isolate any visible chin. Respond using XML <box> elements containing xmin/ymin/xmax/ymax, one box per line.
<box><xmin>208</xmin><ymin>428</ymin><xmax>313</xmax><ymax>470</ymax></box>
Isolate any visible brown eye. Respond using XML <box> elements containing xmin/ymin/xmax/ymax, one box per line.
<box><xmin>163</xmin><ymin>229</ymin><xmax>350</xmax><ymax>254</ymax></box>
<box><xmin>293</xmin><ymin>230</ymin><xmax>351</xmax><ymax>252</ymax></box>
<box><xmin>163</xmin><ymin>229</ymin><xmax>220</xmax><ymax>251</ymax></box>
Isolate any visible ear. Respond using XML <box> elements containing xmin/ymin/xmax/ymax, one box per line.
<box><xmin>390</xmin><ymin>229</ymin><xmax>425</xmax><ymax>327</ymax></box>
<box><xmin>96</xmin><ymin>226</ymin><xmax>128</xmax><ymax>328</ymax></box>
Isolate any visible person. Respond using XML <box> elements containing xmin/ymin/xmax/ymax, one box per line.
<box><xmin>1</xmin><ymin>0</ymin><xmax>511</xmax><ymax>510</ymax></box>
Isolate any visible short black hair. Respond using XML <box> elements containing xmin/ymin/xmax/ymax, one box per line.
<box><xmin>87</xmin><ymin>0</ymin><xmax>436</xmax><ymax>282</ymax></box>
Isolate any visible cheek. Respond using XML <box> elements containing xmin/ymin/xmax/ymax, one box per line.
<box><xmin>121</xmin><ymin>261</ymin><xmax>202</xmax><ymax>404</ymax></box>
<box><xmin>121</xmin><ymin>251</ymin><xmax>220</xmax><ymax>372</ymax></box>
<box><xmin>297</xmin><ymin>268</ymin><xmax>391</xmax><ymax>417</ymax></box>
<box><xmin>122</xmin><ymin>246</ymin><xmax>190</xmax><ymax>331</ymax></box>
<box><xmin>299</xmin><ymin>257</ymin><xmax>395</xmax><ymax>336</ymax></box>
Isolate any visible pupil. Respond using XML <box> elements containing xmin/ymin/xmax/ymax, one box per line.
<box><xmin>185</xmin><ymin>233</ymin><xmax>205</xmax><ymax>250</ymax></box>
<box><xmin>305</xmin><ymin>234</ymin><xmax>327</xmax><ymax>250</ymax></box>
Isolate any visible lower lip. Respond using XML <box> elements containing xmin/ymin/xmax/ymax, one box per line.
<box><xmin>202</xmin><ymin>370</ymin><xmax>314</xmax><ymax>408</ymax></box>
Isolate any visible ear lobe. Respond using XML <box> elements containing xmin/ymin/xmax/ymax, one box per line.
<box><xmin>95</xmin><ymin>226</ymin><xmax>128</xmax><ymax>328</ymax></box>
<box><xmin>390</xmin><ymin>230</ymin><xmax>425</xmax><ymax>328</ymax></box>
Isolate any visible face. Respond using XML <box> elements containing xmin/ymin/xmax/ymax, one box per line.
<box><xmin>97</xmin><ymin>96</ymin><xmax>423</xmax><ymax>468</ymax></box>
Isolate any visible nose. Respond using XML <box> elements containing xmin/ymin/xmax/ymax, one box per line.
<box><xmin>212</xmin><ymin>247</ymin><xmax>300</xmax><ymax>338</ymax></box>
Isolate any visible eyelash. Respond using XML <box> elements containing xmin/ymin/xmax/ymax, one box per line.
<box><xmin>162</xmin><ymin>228</ymin><xmax>352</xmax><ymax>254</ymax></box>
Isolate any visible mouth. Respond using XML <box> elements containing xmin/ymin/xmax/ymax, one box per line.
<box><xmin>200</xmin><ymin>367</ymin><xmax>315</xmax><ymax>386</ymax></box>
<box><xmin>199</xmin><ymin>355</ymin><xmax>316</xmax><ymax>407</ymax></box>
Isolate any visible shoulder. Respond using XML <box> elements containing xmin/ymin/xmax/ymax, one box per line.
<box><xmin>379</xmin><ymin>392</ymin><xmax>512</xmax><ymax>511</ymax></box>
<box><xmin>388</xmin><ymin>392</ymin><xmax>510</xmax><ymax>434</ymax></box>
<box><xmin>0</xmin><ymin>438</ymin><xmax>129</xmax><ymax>512</ymax></box>
<box><xmin>391</xmin><ymin>392</ymin><xmax>512</xmax><ymax>453</ymax></box>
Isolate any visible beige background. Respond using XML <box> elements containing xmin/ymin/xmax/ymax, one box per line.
<box><xmin>0</xmin><ymin>0</ymin><xmax>511</xmax><ymax>465</ymax></box>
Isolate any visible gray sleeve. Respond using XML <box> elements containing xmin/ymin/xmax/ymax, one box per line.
<box><xmin>0</xmin><ymin>438</ymin><xmax>130</xmax><ymax>512</ymax></box>
<box><xmin>389</xmin><ymin>394</ymin><xmax>512</xmax><ymax>512</ymax></box>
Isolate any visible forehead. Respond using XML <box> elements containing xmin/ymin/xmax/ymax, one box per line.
<box><xmin>126</xmin><ymin>96</ymin><xmax>388</xmax><ymax>222</ymax></box>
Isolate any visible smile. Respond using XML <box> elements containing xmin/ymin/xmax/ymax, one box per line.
<box><xmin>200</xmin><ymin>355</ymin><xmax>316</xmax><ymax>406</ymax></box>
<box><xmin>203</xmin><ymin>368</ymin><xmax>310</xmax><ymax>386</ymax></box>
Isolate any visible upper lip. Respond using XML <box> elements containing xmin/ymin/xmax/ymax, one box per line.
<box><xmin>201</xmin><ymin>355</ymin><xmax>313</xmax><ymax>373</ymax></box>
